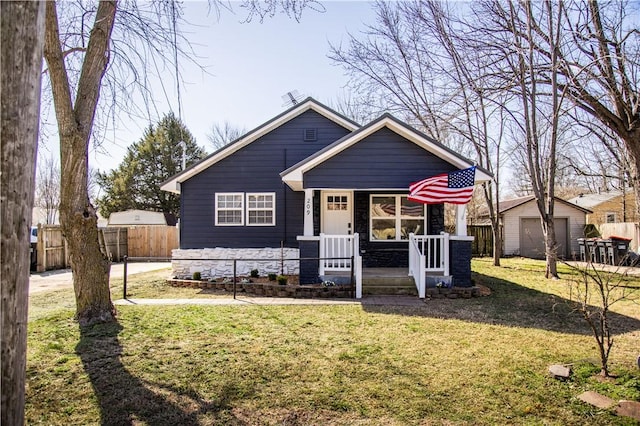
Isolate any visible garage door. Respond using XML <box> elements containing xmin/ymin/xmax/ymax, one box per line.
<box><xmin>520</xmin><ymin>218</ymin><xmax>568</xmax><ymax>259</ymax></box>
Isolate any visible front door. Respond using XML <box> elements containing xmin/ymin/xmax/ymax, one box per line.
<box><xmin>322</xmin><ymin>191</ymin><xmax>353</xmax><ymax>235</ymax></box>
<box><xmin>321</xmin><ymin>191</ymin><xmax>354</xmax><ymax>271</ymax></box>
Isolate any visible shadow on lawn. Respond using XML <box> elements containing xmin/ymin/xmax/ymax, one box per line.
<box><xmin>363</xmin><ymin>272</ymin><xmax>640</xmax><ymax>336</ymax></box>
<box><xmin>76</xmin><ymin>321</ymin><xmax>249</xmax><ymax>426</ymax></box>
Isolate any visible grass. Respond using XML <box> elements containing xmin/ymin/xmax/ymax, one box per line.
<box><xmin>26</xmin><ymin>258</ymin><xmax>640</xmax><ymax>425</ymax></box>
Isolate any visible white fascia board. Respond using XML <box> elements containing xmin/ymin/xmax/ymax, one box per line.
<box><xmin>161</xmin><ymin>100</ymin><xmax>358</xmax><ymax>195</ymax></box>
<box><xmin>281</xmin><ymin>119</ymin><xmax>386</xmax><ymax>190</ymax></box>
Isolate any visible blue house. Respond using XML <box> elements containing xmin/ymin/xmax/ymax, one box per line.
<box><xmin>161</xmin><ymin>98</ymin><xmax>492</xmax><ymax>298</ymax></box>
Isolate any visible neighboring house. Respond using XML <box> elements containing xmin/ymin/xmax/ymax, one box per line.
<box><xmin>107</xmin><ymin>209</ymin><xmax>177</xmax><ymax>227</ymax></box>
<box><xmin>567</xmin><ymin>191</ymin><xmax>638</xmax><ymax>225</ymax></box>
<box><xmin>161</xmin><ymin>98</ymin><xmax>492</xmax><ymax>298</ymax></box>
<box><xmin>479</xmin><ymin>195</ymin><xmax>591</xmax><ymax>259</ymax></box>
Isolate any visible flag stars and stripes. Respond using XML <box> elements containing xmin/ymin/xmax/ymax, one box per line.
<box><xmin>408</xmin><ymin>166</ymin><xmax>476</xmax><ymax>205</ymax></box>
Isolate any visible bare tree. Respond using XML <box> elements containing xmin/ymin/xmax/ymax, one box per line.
<box><xmin>563</xmin><ymin>112</ymin><xmax>634</xmax><ymax>196</ymax></box>
<box><xmin>330</xmin><ymin>0</ymin><xmax>507</xmax><ymax>265</ymax></box>
<box><xmin>42</xmin><ymin>1</ymin><xmax>322</xmax><ymax>326</ymax></box>
<box><xmin>553</xmin><ymin>0</ymin><xmax>640</xmax><ymax>218</ymax></box>
<box><xmin>328</xmin><ymin>1</ymin><xmax>452</xmax><ymax>143</ymax></box>
<box><xmin>207</xmin><ymin>121</ymin><xmax>246</xmax><ymax>151</ymax></box>
<box><xmin>44</xmin><ymin>1</ymin><xmax>119</xmax><ymax>326</ymax></box>
<box><xmin>35</xmin><ymin>156</ymin><xmax>61</xmax><ymax>224</ymax></box>
<box><xmin>566</xmin><ymin>262</ymin><xmax>639</xmax><ymax>377</ymax></box>
<box><xmin>329</xmin><ymin>90</ymin><xmax>381</xmax><ymax>125</ymax></box>
<box><xmin>503</xmin><ymin>0</ymin><xmax>565</xmax><ymax>278</ymax></box>
<box><xmin>1</xmin><ymin>2</ymin><xmax>46</xmax><ymax>423</ymax></box>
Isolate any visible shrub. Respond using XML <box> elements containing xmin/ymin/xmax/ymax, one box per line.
<box><xmin>276</xmin><ymin>275</ymin><xmax>288</xmax><ymax>285</ymax></box>
<box><xmin>268</xmin><ymin>273</ymin><xmax>277</xmax><ymax>281</ymax></box>
<box><xmin>250</xmin><ymin>269</ymin><xmax>260</xmax><ymax>278</ymax></box>
<box><xmin>192</xmin><ymin>271</ymin><xmax>202</xmax><ymax>281</ymax></box>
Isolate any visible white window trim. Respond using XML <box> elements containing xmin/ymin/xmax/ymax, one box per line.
<box><xmin>605</xmin><ymin>211</ymin><xmax>617</xmax><ymax>223</ymax></box>
<box><xmin>246</xmin><ymin>192</ymin><xmax>276</xmax><ymax>226</ymax></box>
<box><xmin>215</xmin><ymin>192</ymin><xmax>244</xmax><ymax>226</ymax></box>
<box><xmin>369</xmin><ymin>194</ymin><xmax>426</xmax><ymax>242</ymax></box>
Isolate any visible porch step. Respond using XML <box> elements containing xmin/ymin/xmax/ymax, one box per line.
<box><xmin>362</xmin><ymin>276</ymin><xmax>417</xmax><ymax>296</ymax></box>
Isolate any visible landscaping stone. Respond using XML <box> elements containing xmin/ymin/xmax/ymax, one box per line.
<box><xmin>548</xmin><ymin>364</ymin><xmax>572</xmax><ymax>380</ymax></box>
<box><xmin>616</xmin><ymin>400</ymin><xmax>640</xmax><ymax>421</ymax></box>
<box><xmin>577</xmin><ymin>391</ymin><xmax>616</xmax><ymax>409</ymax></box>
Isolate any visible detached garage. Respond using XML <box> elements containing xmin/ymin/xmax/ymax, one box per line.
<box><xmin>499</xmin><ymin>196</ymin><xmax>591</xmax><ymax>259</ymax></box>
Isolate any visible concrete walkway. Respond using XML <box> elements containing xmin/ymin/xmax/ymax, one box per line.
<box><xmin>114</xmin><ymin>295</ymin><xmax>427</xmax><ymax>307</ymax></box>
<box><xmin>29</xmin><ymin>262</ymin><xmax>171</xmax><ymax>294</ymax></box>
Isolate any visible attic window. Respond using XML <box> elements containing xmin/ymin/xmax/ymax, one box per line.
<box><xmin>303</xmin><ymin>128</ymin><xmax>317</xmax><ymax>141</ymax></box>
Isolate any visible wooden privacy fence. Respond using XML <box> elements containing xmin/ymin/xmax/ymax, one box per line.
<box><xmin>126</xmin><ymin>225</ymin><xmax>179</xmax><ymax>259</ymax></box>
<box><xmin>100</xmin><ymin>227</ymin><xmax>128</xmax><ymax>261</ymax></box>
<box><xmin>598</xmin><ymin>222</ymin><xmax>640</xmax><ymax>252</ymax></box>
<box><xmin>36</xmin><ymin>225</ymin><xmax>128</xmax><ymax>272</ymax></box>
<box><xmin>467</xmin><ymin>225</ymin><xmax>494</xmax><ymax>257</ymax></box>
<box><xmin>35</xmin><ymin>225</ymin><xmax>178</xmax><ymax>271</ymax></box>
<box><xmin>36</xmin><ymin>225</ymin><xmax>69</xmax><ymax>272</ymax></box>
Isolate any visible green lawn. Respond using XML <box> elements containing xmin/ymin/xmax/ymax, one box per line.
<box><xmin>26</xmin><ymin>259</ymin><xmax>640</xmax><ymax>425</ymax></box>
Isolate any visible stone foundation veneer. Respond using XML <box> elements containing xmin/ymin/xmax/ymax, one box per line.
<box><xmin>171</xmin><ymin>247</ymin><xmax>300</xmax><ymax>279</ymax></box>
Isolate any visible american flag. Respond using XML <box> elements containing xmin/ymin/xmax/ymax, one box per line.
<box><xmin>408</xmin><ymin>167</ymin><xmax>476</xmax><ymax>205</ymax></box>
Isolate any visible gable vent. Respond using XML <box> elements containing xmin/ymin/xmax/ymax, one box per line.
<box><xmin>304</xmin><ymin>128</ymin><xmax>317</xmax><ymax>141</ymax></box>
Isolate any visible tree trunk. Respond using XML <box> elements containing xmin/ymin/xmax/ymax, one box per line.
<box><xmin>44</xmin><ymin>1</ymin><xmax>117</xmax><ymax>326</ymax></box>
<box><xmin>492</xmin><ymin>221</ymin><xmax>502</xmax><ymax>266</ymax></box>
<box><xmin>1</xmin><ymin>1</ymin><xmax>46</xmax><ymax>423</ymax></box>
<box><xmin>542</xmin><ymin>217</ymin><xmax>558</xmax><ymax>278</ymax></box>
<box><xmin>59</xmin><ymin>132</ymin><xmax>115</xmax><ymax>326</ymax></box>
<box><xmin>622</xmin><ymin>132</ymin><xmax>640</xmax><ymax>220</ymax></box>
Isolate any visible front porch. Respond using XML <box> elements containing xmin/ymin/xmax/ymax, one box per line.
<box><xmin>299</xmin><ymin>231</ymin><xmax>474</xmax><ymax>299</ymax></box>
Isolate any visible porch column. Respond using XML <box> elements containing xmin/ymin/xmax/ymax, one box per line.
<box><xmin>455</xmin><ymin>204</ymin><xmax>467</xmax><ymax>236</ymax></box>
<box><xmin>303</xmin><ymin>189</ymin><xmax>314</xmax><ymax>236</ymax></box>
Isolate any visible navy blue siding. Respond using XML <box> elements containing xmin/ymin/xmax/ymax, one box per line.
<box><xmin>450</xmin><ymin>239</ymin><xmax>472</xmax><ymax>287</ymax></box>
<box><xmin>180</xmin><ymin>111</ymin><xmax>352</xmax><ymax>249</ymax></box>
<box><xmin>304</xmin><ymin>127</ymin><xmax>457</xmax><ymax>189</ymax></box>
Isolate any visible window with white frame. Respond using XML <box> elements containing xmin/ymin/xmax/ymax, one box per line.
<box><xmin>215</xmin><ymin>193</ymin><xmax>244</xmax><ymax>225</ymax></box>
<box><xmin>605</xmin><ymin>212</ymin><xmax>617</xmax><ymax>223</ymax></box>
<box><xmin>370</xmin><ymin>195</ymin><xmax>425</xmax><ymax>241</ymax></box>
<box><xmin>247</xmin><ymin>193</ymin><xmax>276</xmax><ymax>226</ymax></box>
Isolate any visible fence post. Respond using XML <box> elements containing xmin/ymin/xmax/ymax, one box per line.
<box><xmin>123</xmin><ymin>255</ymin><xmax>128</xmax><ymax>299</ymax></box>
<box><xmin>36</xmin><ymin>224</ymin><xmax>45</xmax><ymax>272</ymax></box>
<box><xmin>233</xmin><ymin>259</ymin><xmax>237</xmax><ymax>299</ymax></box>
<box><xmin>116</xmin><ymin>227</ymin><xmax>121</xmax><ymax>261</ymax></box>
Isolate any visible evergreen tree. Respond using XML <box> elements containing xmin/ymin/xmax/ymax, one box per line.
<box><xmin>97</xmin><ymin>112</ymin><xmax>205</xmax><ymax>218</ymax></box>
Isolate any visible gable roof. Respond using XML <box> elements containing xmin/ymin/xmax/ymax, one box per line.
<box><xmin>160</xmin><ymin>97</ymin><xmax>359</xmax><ymax>194</ymax></box>
<box><xmin>566</xmin><ymin>191</ymin><xmax>623</xmax><ymax>209</ymax></box>
<box><xmin>477</xmin><ymin>195</ymin><xmax>593</xmax><ymax>218</ymax></box>
<box><xmin>280</xmin><ymin>113</ymin><xmax>493</xmax><ymax>191</ymax></box>
<box><xmin>478</xmin><ymin>195</ymin><xmax>592</xmax><ymax>217</ymax></box>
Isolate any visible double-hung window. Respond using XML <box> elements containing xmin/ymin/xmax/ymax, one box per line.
<box><xmin>215</xmin><ymin>192</ymin><xmax>275</xmax><ymax>226</ymax></box>
<box><xmin>247</xmin><ymin>193</ymin><xmax>275</xmax><ymax>226</ymax></box>
<box><xmin>370</xmin><ymin>195</ymin><xmax>425</xmax><ymax>241</ymax></box>
<box><xmin>215</xmin><ymin>193</ymin><xmax>244</xmax><ymax>226</ymax></box>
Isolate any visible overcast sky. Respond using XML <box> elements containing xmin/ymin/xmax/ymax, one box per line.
<box><xmin>83</xmin><ymin>0</ymin><xmax>378</xmax><ymax>172</ymax></box>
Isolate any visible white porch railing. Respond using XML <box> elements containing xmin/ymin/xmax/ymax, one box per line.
<box><xmin>319</xmin><ymin>233</ymin><xmax>363</xmax><ymax>299</ymax></box>
<box><xmin>408</xmin><ymin>232</ymin><xmax>450</xmax><ymax>298</ymax></box>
